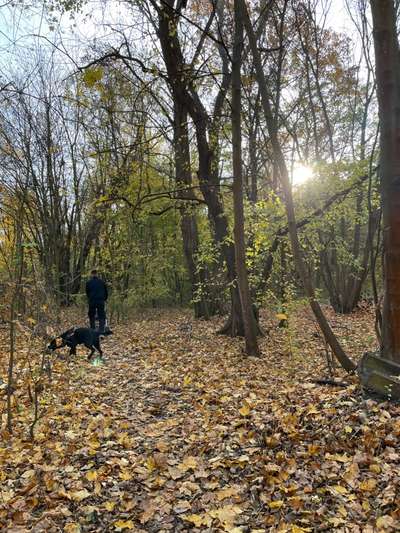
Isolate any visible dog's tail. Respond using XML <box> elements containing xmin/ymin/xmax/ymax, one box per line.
<box><xmin>100</xmin><ymin>329</ymin><xmax>113</xmax><ymax>337</ymax></box>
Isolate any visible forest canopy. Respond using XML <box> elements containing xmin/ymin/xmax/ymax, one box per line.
<box><xmin>0</xmin><ymin>0</ymin><xmax>380</xmax><ymax>326</ymax></box>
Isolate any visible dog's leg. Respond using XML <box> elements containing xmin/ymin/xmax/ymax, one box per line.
<box><xmin>94</xmin><ymin>339</ymin><xmax>103</xmax><ymax>358</ymax></box>
<box><xmin>85</xmin><ymin>343</ymin><xmax>95</xmax><ymax>360</ymax></box>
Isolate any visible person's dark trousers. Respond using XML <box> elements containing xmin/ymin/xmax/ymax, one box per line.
<box><xmin>88</xmin><ymin>301</ymin><xmax>106</xmax><ymax>332</ymax></box>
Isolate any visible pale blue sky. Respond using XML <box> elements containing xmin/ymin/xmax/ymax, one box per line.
<box><xmin>0</xmin><ymin>0</ymin><xmax>362</xmax><ymax>78</ymax></box>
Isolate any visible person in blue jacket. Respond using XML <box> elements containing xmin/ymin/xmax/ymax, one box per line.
<box><xmin>86</xmin><ymin>270</ymin><xmax>108</xmax><ymax>332</ymax></box>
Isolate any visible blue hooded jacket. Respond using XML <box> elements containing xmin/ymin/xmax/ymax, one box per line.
<box><xmin>86</xmin><ymin>276</ymin><xmax>108</xmax><ymax>303</ymax></box>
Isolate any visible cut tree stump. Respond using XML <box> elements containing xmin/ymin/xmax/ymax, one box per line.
<box><xmin>358</xmin><ymin>351</ymin><xmax>400</xmax><ymax>400</ymax></box>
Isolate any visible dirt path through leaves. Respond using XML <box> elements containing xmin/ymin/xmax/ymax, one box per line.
<box><xmin>2</xmin><ymin>308</ymin><xmax>400</xmax><ymax>532</ymax></box>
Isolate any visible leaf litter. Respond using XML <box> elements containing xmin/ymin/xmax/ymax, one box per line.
<box><xmin>1</xmin><ymin>305</ymin><xmax>400</xmax><ymax>532</ymax></box>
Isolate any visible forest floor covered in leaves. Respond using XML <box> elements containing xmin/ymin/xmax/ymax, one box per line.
<box><xmin>1</xmin><ymin>305</ymin><xmax>400</xmax><ymax>532</ymax></box>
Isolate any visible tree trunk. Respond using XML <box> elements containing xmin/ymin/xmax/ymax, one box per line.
<box><xmin>232</xmin><ymin>0</ymin><xmax>260</xmax><ymax>355</ymax></box>
<box><xmin>247</xmin><ymin>90</ymin><xmax>261</xmax><ymax>203</ymax></box>
<box><xmin>370</xmin><ymin>0</ymin><xmax>400</xmax><ymax>361</ymax></box>
<box><xmin>173</xmin><ymin>100</ymin><xmax>210</xmax><ymax>318</ymax></box>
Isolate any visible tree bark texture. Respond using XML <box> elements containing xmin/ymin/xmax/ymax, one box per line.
<box><xmin>173</xmin><ymin>99</ymin><xmax>210</xmax><ymax>318</ymax></box>
<box><xmin>232</xmin><ymin>0</ymin><xmax>260</xmax><ymax>355</ymax></box>
<box><xmin>370</xmin><ymin>0</ymin><xmax>400</xmax><ymax>361</ymax></box>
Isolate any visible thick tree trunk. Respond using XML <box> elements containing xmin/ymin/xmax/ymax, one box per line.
<box><xmin>196</xmin><ymin>147</ymin><xmax>250</xmax><ymax>335</ymax></box>
<box><xmin>241</xmin><ymin>0</ymin><xmax>356</xmax><ymax>372</ymax></box>
<box><xmin>232</xmin><ymin>0</ymin><xmax>260</xmax><ymax>355</ymax></box>
<box><xmin>173</xmin><ymin>100</ymin><xmax>210</xmax><ymax>318</ymax></box>
<box><xmin>370</xmin><ymin>0</ymin><xmax>400</xmax><ymax>361</ymax></box>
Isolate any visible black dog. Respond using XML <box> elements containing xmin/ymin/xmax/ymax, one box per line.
<box><xmin>47</xmin><ymin>327</ymin><xmax>113</xmax><ymax>359</ymax></box>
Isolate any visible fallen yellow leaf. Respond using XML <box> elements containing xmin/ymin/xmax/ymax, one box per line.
<box><xmin>331</xmin><ymin>485</ymin><xmax>348</xmax><ymax>495</ymax></box>
<box><xmin>178</xmin><ymin>456</ymin><xmax>198</xmax><ymax>472</ymax></box>
<box><xmin>209</xmin><ymin>505</ymin><xmax>243</xmax><ymax>528</ymax></box>
<box><xmin>239</xmin><ymin>403</ymin><xmax>251</xmax><ymax>417</ymax></box>
<box><xmin>64</xmin><ymin>524</ymin><xmax>81</xmax><ymax>533</ymax></box>
<box><xmin>325</xmin><ymin>453</ymin><xmax>351</xmax><ymax>463</ymax></box>
<box><xmin>145</xmin><ymin>456</ymin><xmax>157</xmax><ymax>472</ymax></box>
<box><xmin>359</xmin><ymin>478</ymin><xmax>377</xmax><ymax>492</ymax></box>
<box><xmin>268</xmin><ymin>500</ymin><xmax>284</xmax><ymax>509</ymax></box>
<box><xmin>119</xmin><ymin>469</ymin><xmax>133</xmax><ymax>481</ymax></box>
<box><xmin>216</xmin><ymin>486</ymin><xmax>240</xmax><ymax>501</ymax></box>
<box><xmin>362</xmin><ymin>500</ymin><xmax>371</xmax><ymax>512</ymax></box>
<box><xmin>376</xmin><ymin>515</ymin><xmax>394</xmax><ymax>529</ymax></box>
<box><xmin>70</xmin><ymin>489</ymin><xmax>91</xmax><ymax>502</ymax></box>
<box><xmin>86</xmin><ymin>470</ymin><xmax>98</xmax><ymax>481</ymax></box>
<box><xmin>369</xmin><ymin>464</ymin><xmax>381</xmax><ymax>474</ymax></box>
<box><xmin>183</xmin><ymin>513</ymin><xmax>204</xmax><ymax>527</ymax></box>
<box><xmin>113</xmin><ymin>520</ymin><xmax>134</xmax><ymax>530</ymax></box>
<box><xmin>104</xmin><ymin>501</ymin><xmax>116</xmax><ymax>512</ymax></box>
<box><xmin>183</xmin><ymin>513</ymin><xmax>212</xmax><ymax>527</ymax></box>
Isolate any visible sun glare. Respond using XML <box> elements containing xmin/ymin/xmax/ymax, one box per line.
<box><xmin>292</xmin><ymin>163</ymin><xmax>314</xmax><ymax>186</ymax></box>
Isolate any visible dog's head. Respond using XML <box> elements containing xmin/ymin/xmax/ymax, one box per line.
<box><xmin>47</xmin><ymin>328</ymin><xmax>75</xmax><ymax>351</ymax></box>
<box><xmin>47</xmin><ymin>336</ymin><xmax>67</xmax><ymax>351</ymax></box>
